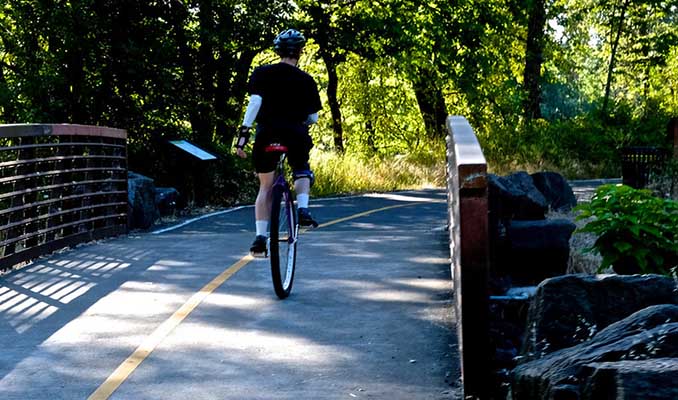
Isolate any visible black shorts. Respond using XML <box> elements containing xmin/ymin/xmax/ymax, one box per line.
<box><xmin>252</xmin><ymin>123</ymin><xmax>314</xmax><ymax>174</ymax></box>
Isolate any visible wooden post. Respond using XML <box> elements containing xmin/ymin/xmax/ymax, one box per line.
<box><xmin>446</xmin><ymin>116</ymin><xmax>491</xmax><ymax>399</ymax></box>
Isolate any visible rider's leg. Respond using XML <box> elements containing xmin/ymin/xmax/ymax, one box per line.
<box><xmin>294</xmin><ymin>176</ymin><xmax>318</xmax><ymax>227</ymax></box>
<box><xmin>255</xmin><ymin>171</ymin><xmax>275</xmax><ymax>234</ymax></box>
<box><xmin>294</xmin><ymin>177</ymin><xmax>310</xmax><ymax>208</ymax></box>
<box><xmin>288</xmin><ymin>132</ymin><xmax>317</xmax><ymax>227</ymax></box>
<box><xmin>250</xmin><ymin>171</ymin><xmax>275</xmax><ymax>254</ymax></box>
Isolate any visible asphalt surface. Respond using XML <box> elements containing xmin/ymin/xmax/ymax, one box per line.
<box><xmin>0</xmin><ymin>189</ymin><xmax>460</xmax><ymax>399</ymax></box>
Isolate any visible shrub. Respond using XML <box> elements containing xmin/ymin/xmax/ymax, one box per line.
<box><xmin>575</xmin><ymin>184</ymin><xmax>678</xmax><ymax>275</ymax></box>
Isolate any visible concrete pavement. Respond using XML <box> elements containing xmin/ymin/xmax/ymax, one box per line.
<box><xmin>0</xmin><ymin>189</ymin><xmax>461</xmax><ymax>399</ymax></box>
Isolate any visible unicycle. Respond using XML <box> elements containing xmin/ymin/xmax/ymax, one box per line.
<box><xmin>266</xmin><ymin>144</ymin><xmax>298</xmax><ymax>299</ymax></box>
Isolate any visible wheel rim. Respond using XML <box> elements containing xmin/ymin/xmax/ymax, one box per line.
<box><xmin>271</xmin><ymin>188</ymin><xmax>297</xmax><ymax>298</ymax></box>
<box><xmin>278</xmin><ymin>194</ymin><xmax>296</xmax><ymax>290</ymax></box>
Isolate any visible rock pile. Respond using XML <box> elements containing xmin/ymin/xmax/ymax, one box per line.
<box><xmin>512</xmin><ymin>274</ymin><xmax>678</xmax><ymax>399</ymax></box>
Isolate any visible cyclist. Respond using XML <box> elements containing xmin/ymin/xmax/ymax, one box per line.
<box><xmin>234</xmin><ymin>28</ymin><xmax>322</xmax><ymax>256</ymax></box>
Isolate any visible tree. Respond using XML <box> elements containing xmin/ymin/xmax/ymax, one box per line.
<box><xmin>523</xmin><ymin>0</ymin><xmax>548</xmax><ymax>119</ymax></box>
<box><xmin>558</xmin><ymin>0</ymin><xmax>678</xmax><ymax>115</ymax></box>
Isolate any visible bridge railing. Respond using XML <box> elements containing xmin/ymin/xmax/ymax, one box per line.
<box><xmin>446</xmin><ymin>116</ymin><xmax>491</xmax><ymax>399</ymax></box>
<box><xmin>0</xmin><ymin>124</ymin><xmax>128</xmax><ymax>270</ymax></box>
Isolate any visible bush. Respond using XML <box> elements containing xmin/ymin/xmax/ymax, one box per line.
<box><xmin>575</xmin><ymin>184</ymin><xmax>678</xmax><ymax>275</ymax></box>
<box><xmin>475</xmin><ymin>108</ymin><xmax>674</xmax><ymax>179</ymax></box>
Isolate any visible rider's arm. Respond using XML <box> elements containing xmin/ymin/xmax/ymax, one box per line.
<box><xmin>235</xmin><ymin>94</ymin><xmax>262</xmax><ymax>149</ymax></box>
<box><xmin>242</xmin><ymin>94</ymin><xmax>262</xmax><ymax>128</ymax></box>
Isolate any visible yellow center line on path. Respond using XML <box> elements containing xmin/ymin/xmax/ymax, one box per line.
<box><xmin>313</xmin><ymin>202</ymin><xmax>418</xmax><ymax>230</ymax></box>
<box><xmin>87</xmin><ymin>255</ymin><xmax>253</xmax><ymax>400</ymax></box>
<box><xmin>88</xmin><ymin>201</ymin><xmax>420</xmax><ymax>400</ymax></box>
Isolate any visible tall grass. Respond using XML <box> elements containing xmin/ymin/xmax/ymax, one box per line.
<box><xmin>310</xmin><ymin>147</ymin><xmax>446</xmax><ymax>197</ymax></box>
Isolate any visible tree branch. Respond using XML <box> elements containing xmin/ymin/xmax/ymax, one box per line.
<box><xmin>0</xmin><ymin>60</ymin><xmax>19</xmax><ymax>74</ymax></box>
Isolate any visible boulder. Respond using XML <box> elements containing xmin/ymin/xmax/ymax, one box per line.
<box><xmin>508</xmin><ymin>219</ymin><xmax>575</xmax><ymax>250</ymax></box>
<box><xmin>581</xmin><ymin>359</ymin><xmax>678</xmax><ymax>400</ymax></box>
<box><xmin>531</xmin><ymin>171</ymin><xmax>577</xmax><ymax>212</ymax></box>
<box><xmin>488</xmin><ymin>174</ymin><xmax>522</xmax><ymax>221</ymax></box>
<box><xmin>512</xmin><ymin>304</ymin><xmax>678</xmax><ymax>400</ymax></box>
<box><xmin>497</xmin><ymin>219</ymin><xmax>576</xmax><ymax>284</ymax></box>
<box><xmin>505</xmin><ymin>172</ymin><xmax>549</xmax><ymax>220</ymax></box>
<box><xmin>128</xmin><ymin>172</ymin><xmax>159</xmax><ymax>229</ymax></box>
<box><xmin>521</xmin><ymin>274</ymin><xmax>678</xmax><ymax>360</ymax></box>
<box><xmin>155</xmin><ymin>187</ymin><xmax>180</xmax><ymax>216</ymax></box>
<box><xmin>489</xmin><ymin>172</ymin><xmax>548</xmax><ymax>221</ymax></box>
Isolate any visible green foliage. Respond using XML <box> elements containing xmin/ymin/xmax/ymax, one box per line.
<box><xmin>333</xmin><ymin>55</ymin><xmax>426</xmax><ymax>156</ymax></box>
<box><xmin>575</xmin><ymin>184</ymin><xmax>678</xmax><ymax>275</ymax></box>
<box><xmin>1</xmin><ymin>1</ymin><xmax>677</xmax><ymax>204</ymax></box>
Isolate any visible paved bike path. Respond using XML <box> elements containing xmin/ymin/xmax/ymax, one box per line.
<box><xmin>0</xmin><ymin>189</ymin><xmax>460</xmax><ymax>399</ymax></box>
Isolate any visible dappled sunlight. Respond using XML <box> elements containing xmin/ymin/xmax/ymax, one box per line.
<box><xmin>345</xmin><ymin>222</ymin><xmax>378</xmax><ymax>229</ymax></box>
<box><xmin>348</xmin><ymin>278</ymin><xmax>450</xmax><ymax>304</ymax></box>
<box><xmin>407</xmin><ymin>256</ymin><xmax>450</xmax><ymax>265</ymax></box>
<box><xmin>390</xmin><ymin>277</ymin><xmax>451</xmax><ymax>291</ymax></box>
<box><xmin>58</xmin><ymin>313</ymin><xmax>159</xmax><ymax>337</ymax></box>
<box><xmin>364</xmin><ymin>193</ymin><xmax>446</xmax><ymax>203</ymax></box>
<box><xmin>150</xmin><ymin>259</ymin><xmax>194</xmax><ymax>268</ymax></box>
<box><xmin>0</xmin><ymin>242</ymin><xmax>153</xmax><ymax>356</ymax></box>
<box><xmin>317</xmin><ymin>279</ymin><xmax>385</xmax><ymax>291</ymax></box>
<box><xmin>0</xmin><ymin>257</ymin><xmax>134</xmax><ymax>334</ymax></box>
<box><xmin>315</xmin><ymin>277</ymin><xmax>448</xmax><ymax>304</ymax></box>
<box><xmin>333</xmin><ymin>251</ymin><xmax>384</xmax><ymax>259</ymax></box>
<box><xmin>203</xmin><ymin>292</ymin><xmax>268</xmax><ymax>310</ymax></box>
<box><xmin>179</xmin><ymin>324</ymin><xmax>357</xmax><ymax>367</ymax></box>
<box><xmin>307</xmin><ymin>242</ymin><xmax>385</xmax><ymax>259</ymax></box>
<box><xmin>354</xmin><ymin>289</ymin><xmax>432</xmax><ymax>303</ymax></box>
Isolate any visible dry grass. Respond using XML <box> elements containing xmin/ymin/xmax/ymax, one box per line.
<box><xmin>310</xmin><ymin>149</ymin><xmax>446</xmax><ymax>197</ymax></box>
<box><xmin>549</xmin><ymin>210</ymin><xmax>608</xmax><ymax>275</ymax></box>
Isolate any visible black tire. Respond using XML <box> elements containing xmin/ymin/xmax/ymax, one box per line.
<box><xmin>270</xmin><ymin>185</ymin><xmax>297</xmax><ymax>299</ymax></box>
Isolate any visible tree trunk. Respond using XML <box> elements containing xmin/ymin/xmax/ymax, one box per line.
<box><xmin>412</xmin><ymin>69</ymin><xmax>447</xmax><ymax>138</ymax></box>
<box><xmin>167</xmin><ymin>0</ymin><xmax>194</xmax><ymax>106</ymax></box>
<box><xmin>194</xmin><ymin>0</ymin><xmax>216</xmax><ymax>147</ymax></box>
<box><xmin>217</xmin><ymin>49</ymin><xmax>257</xmax><ymax>145</ymax></box>
<box><xmin>360</xmin><ymin>66</ymin><xmax>376</xmax><ymax>152</ymax></box>
<box><xmin>602</xmin><ymin>0</ymin><xmax>631</xmax><ymax>115</ymax></box>
<box><xmin>0</xmin><ymin>64</ymin><xmax>17</xmax><ymax>123</ymax></box>
<box><xmin>321</xmin><ymin>51</ymin><xmax>344</xmax><ymax>152</ymax></box>
<box><xmin>523</xmin><ymin>0</ymin><xmax>546</xmax><ymax>120</ymax></box>
<box><xmin>108</xmin><ymin>1</ymin><xmax>136</xmax><ymax>129</ymax></box>
<box><xmin>65</xmin><ymin>6</ymin><xmax>87</xmax><ymax>124</ymax></box>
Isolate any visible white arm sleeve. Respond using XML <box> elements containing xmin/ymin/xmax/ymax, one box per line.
<box><xmin>242</xmin><ymin>94</ymin><xmax>262</xmax><ymax>127</ymax></box>
<box><xmin>306</xmin><ymin>112</ymin><xmax>318</xmax><ymax>125</ymax></box>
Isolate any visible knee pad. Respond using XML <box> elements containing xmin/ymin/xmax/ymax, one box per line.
<box><xmin>293</xmin><ymin>170</ymin><xmax>315</xmax><ymax>187</ymax></box>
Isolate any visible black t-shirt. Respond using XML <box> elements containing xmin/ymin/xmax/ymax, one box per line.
<box><xmin>247</xmin><ymin>63</ymin><xmax>322</xmax><ymax>127</ymax></box>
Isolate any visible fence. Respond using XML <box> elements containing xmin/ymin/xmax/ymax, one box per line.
<box><xmin>620</xmin><ymin>146</ymin><xmax>668</xmax><ymax>189</ymax></box>
<box><xmin>446</xmin><ymin>116</ymin><xmax>491</xmax><ymax>399</ymax></box>
<box><xmin>0</xmin><ymin>124</ymin><xmax>128</xmax><ymax>270</ymax></box>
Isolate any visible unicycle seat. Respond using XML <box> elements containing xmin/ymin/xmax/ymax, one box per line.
<box><xmin>265</xmin><ymin>143</ymin><xmax>288</xmax><ymax>153</ymax></box>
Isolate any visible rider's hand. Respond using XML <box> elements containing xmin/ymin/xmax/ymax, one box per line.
<box><xmin>234</xmin><ymin>125</ymin><xmax>251</xmax><ymax>159</ymax></box>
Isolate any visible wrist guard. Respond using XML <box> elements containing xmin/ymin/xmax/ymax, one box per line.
<box><xmin>235</xmin><ymin>126</ymin><xmax>251</xmax><ymax>149</ymax></box>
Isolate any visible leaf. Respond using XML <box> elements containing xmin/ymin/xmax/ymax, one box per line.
<box><xmin>613</xmin><ymin>241</ymin><xmax>633</xmax><ymax>253</ymax></box>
